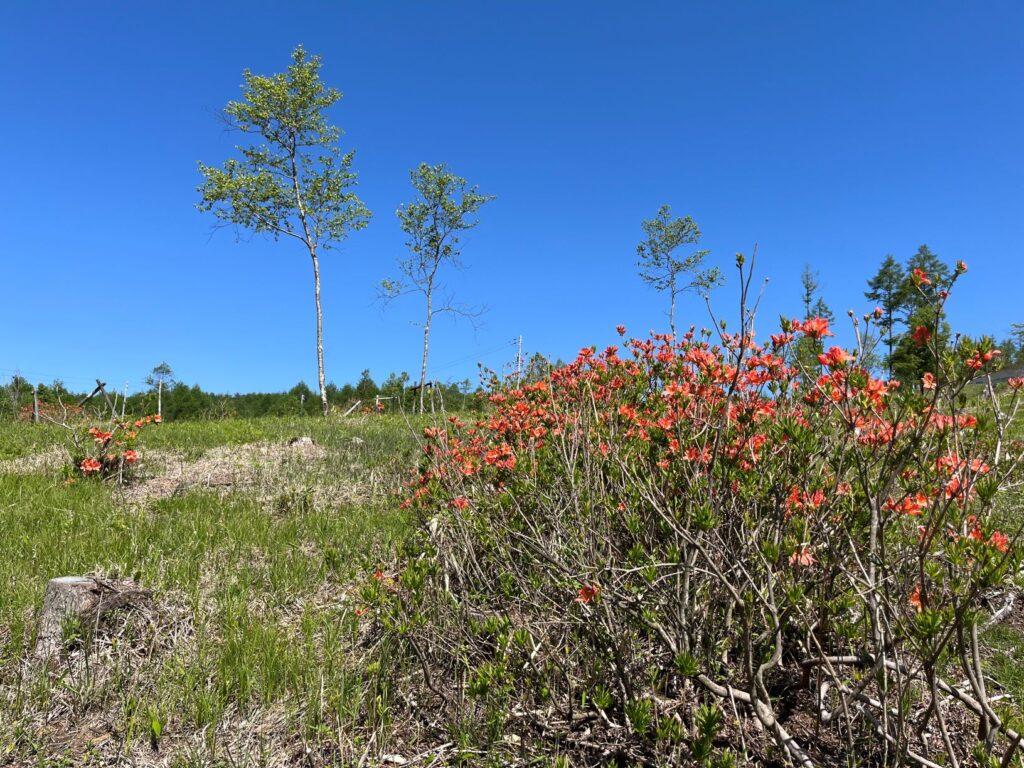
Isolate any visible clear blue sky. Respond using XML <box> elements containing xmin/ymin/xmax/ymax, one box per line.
<box><xmin>2</xmin><ymin>2</ymin><xmax>1022</xmax><ymax>394</ymax></box>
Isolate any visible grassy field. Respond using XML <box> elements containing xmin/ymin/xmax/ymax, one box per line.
<box><xmin>1</xmin><ymin>410</ymin><xmax>1023</xmax><ymax>767</ymax></box>
<box><xmin>0</xmin><ymin>415</ymin><xmax>424</xmax><ymax>767</ymax></box>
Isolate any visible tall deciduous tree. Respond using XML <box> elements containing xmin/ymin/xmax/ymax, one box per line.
<box><xmin>381</xmin><ymin>163</ymin><xmax>494</xmax><ymax>413</ymax></box>
<box><xmin>636</xmin><ymin>205</ymin><xmax>719</xmax><ymax>337</ymax></box>
<box><xmin>864</xmin><ymin>255</ymin><xmax>906</xmax><ymax>376</ymax></box>
<box><xmin>197</xmin><ymin>46</ymin><xmax>370</xmax><ymax>416</ymax></box>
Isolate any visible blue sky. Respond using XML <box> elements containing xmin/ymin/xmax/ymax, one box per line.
<box><xmin>2</xmin><ymin>2</ymin><xmax>1022</xmax><ymax>394</ymax></box>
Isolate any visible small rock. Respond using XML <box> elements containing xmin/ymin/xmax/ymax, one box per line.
<box><xmin>288</xmin><ymin>436</ymin><xmax>316</xmax><ymax>447</ymax></box>
<box><xmin>351</xmin><ymin>437</ymin><xmax>365</xmax><ymax>445</ymax></box>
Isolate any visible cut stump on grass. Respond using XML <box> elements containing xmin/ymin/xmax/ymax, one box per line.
<box><xmin>34</xmin><ymin>576</ymin><xmax>151</xmax><ymax>662</ymax></box>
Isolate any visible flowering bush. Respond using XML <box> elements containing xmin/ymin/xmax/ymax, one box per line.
<box><xmin>371</xmin><ymin>260</ymin><xmax>1024</xmax><ymax>766</ymax></box>
<box><xmin>69</xmin><ymin>414</ymin><xmax>160</xmax><ymax>483</ymax></box>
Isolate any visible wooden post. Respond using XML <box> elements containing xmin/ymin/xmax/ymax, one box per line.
<box><xmin>91</xmin><ymin>379</ymin><xmax>116</xmax><ymax>418</ymax></box>
<box><xmin>32</xmin><ymin>385</ymin><xmax>39</xmax><ymax>424</ymax></box>
<box><xmin>121</xmin><ymin>383</ymin><xmax>127</xmax><ymax>418</ymax></box>
<box><xmin>157</xmin><ymin>380</ymin><xmax>162</xmax><ymax>419</ymax></box>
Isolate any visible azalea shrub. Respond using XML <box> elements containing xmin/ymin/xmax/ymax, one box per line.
<box><xmin>69</xmin><ymin>413</ymin><xmax>160</xmax><ymax>483</ymax></box>
<box><xmin>369</xmin><ymin>259</ymin><xmax>1024</xmax><ymax>766</ymax></box>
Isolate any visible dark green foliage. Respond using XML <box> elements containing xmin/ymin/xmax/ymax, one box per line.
<box><xmin>864</xmin><ymin>254</ymin><xmax>906</xmax><ymax>376</ymax></box>
<box><xmin>1</xmin><ymin>370</ymin><xmax>485</xmax><ymax>422</ymax></box>
<box><xmin>888</xmin><ymin>245</ymin><xmax>953</xmax><ymax>384</ymax></box>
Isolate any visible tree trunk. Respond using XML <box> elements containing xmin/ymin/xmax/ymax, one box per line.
<box><xmin>669</xmin><ymin>287</ymin><xmax>677</xmax><ymax>339</ymax></box>
<box><xmin>35</xmin><ymin>576</ymin><xmax>150</xmax><ymax>662</ymax></box>
<box><xmin>420</xmin><ymin>290</ymin><xmax>432</xmax><ymax>414</ymax></box>
<box><xmin>312</xmin><ymin>251</ymin><xmax>329</xmax><ymax>416</ymax></box>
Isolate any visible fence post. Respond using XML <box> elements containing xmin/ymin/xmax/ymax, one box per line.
<box><xmin>32</xmin><ymin>385</ymin><xmax>39</xmax><ymax>424</ymax></box>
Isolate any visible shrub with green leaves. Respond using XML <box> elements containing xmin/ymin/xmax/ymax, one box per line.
<box><xmin>370</xmin><ymin>258</ymin><xmax>1024</xmax><ymax>765</ymax></box>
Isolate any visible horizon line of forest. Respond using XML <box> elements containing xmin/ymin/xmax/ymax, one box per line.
<box><xmin>4</xmin><ymin>243</ymin><xmax>1024</xmax><ymax>422</ymax></box>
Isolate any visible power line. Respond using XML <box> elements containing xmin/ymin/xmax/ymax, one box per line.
<box><xmin>430</xmin><ymin>339</ymin><xmax>518</xmax><ymax>373</ymax></box>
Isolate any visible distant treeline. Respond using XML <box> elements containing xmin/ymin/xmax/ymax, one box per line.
<box><xmin>0</xmin><ymin>369</ymin><xmax>487</xmax><ymax>422</ymax></box>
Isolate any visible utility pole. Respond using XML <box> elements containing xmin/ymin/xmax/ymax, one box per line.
<box><xmin>157</xmin><ymin>380</ymin><xmax>162</xmax><ymax>419</ymax></box>
<box><xmin>517</xmin><ymin>335</ymin><xmax>523</xmax><ymax>384</ymax></box>
<box><xmin>32</xmin><ymin>385</ymin><xmax>39</xmax><ymax>424</ymax></box>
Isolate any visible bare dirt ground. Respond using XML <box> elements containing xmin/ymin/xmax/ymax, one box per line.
<box><xmin>120</xmin><ymin>440</ymin><xmax>329</xmax><ymax>505</ymax></box>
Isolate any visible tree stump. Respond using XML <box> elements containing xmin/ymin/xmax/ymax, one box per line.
<box><xmin>34</xmin><ymin>576</ymin><xmax>151</xmax><ymax>661</ymax></box>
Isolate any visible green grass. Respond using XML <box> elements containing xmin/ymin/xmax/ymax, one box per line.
<box><xmin>3</xmin><ymin>405</ymin><xmax>1023</xmax><ymax>765</ymax></box>
<box><xmin>0</xmin><ymin>414</ymin><xmax>423</xmax><ymax>766</ymax></box>
<box><xmin>0</xmin><ymin>422</ymin><xmax>68</xmax><ymax>460</ymax></box>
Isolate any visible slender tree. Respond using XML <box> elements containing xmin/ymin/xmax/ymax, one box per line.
<box><xmin>1007</xmin><ymin>323</ymin><xmax>1024</xmax><ymax>366</ymax></box>
<box><xmin>381</xmin><ymin>163</ymin><xmax>494</xmax><ymax>413</ymax></box>
<box><xmin>145</xmin><ymin>362</ymin><xmax>175</xmax><ymax>419</ymax></box>
<box><xmin>793</xmin><ymin>265</ymin><xmax>835</xmax><ymax>372</ymax></box>
<box><xmin>864</xmin><ymin>254</ymin><xmax>906</xmax><ymax>376</ymax></box>
<box><xmin>636</xmin><ymin>205</ymin><xmax>719</xmax><ymax>337</ymax></box>
<box><xmin>901</xmin><ymin>245</ymin><xmax>951</xmax><ymax>320</ymax></box>
<box><xmin>889</xmin><ymin>245</ymin><xmax>953</xmax><ymax>385</ymax></box>
<box><xmin>197</xmin><ymin>45</ymin><xmax>370</xmax><ymax>416</ymax></box>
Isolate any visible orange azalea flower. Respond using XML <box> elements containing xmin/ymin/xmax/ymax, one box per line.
<box><xmin>955</xmin><ymin>260</ymin><xmax>967</xmax><ymax>273</ymax></box>
<box><xmin>451</xmin><ymin>496</ymin><xmax>469</xmax><ymax>510</ymax></box>
<box><xmin>789</xmin><ymin>545</ymin><xmax>815</xmax><ymax>568</ymax></box>
<box><xmin>575</xmin><ymin>584</ymin><xmax>600</xmax><ymax>604</ymax></box>
<box><xmin>684</xmin><ymin>446</ymin><xmax>710</xmax><ymax>463</ymax></box>
<box><xmin>801</xmin><ymin>317</ymin><xmax>832</xmax><ymax>340</ymax></box>
<box><xmin>921</xmin><ymin>372</ymin><xmax>936</xmax><ymax>390</ymax></box>
<box><xmin>911</xmin><ymin>268</ymin><xmax>931</xmax><ymax>286</ymax></box>
<box><xmin>817</xmin><ymin>346</ymin><xmax>850</xmax><ymax>368</ymax></box>
<box><xmin>990</xmin><ymin>531</ymin><xmax>1009</xmax><ymax>553</ymax></box>
<box><xmin>123</xmin><ymin>450</ymin><xmax>139</xmax><ymax>464</ymax></box>
<box><xmin>80</xmin><ymin>458</ymin><xmax>102</xmax><ymax>474</ymax></box>
<box><xmin>909</xmin><ymin>584</ymin><xmax>923</xmax><ymax>611</ymax></box>
<box><xmin>912</xmin><ymin>326</ymin><xmax>932</xmax><ymax>345</ymax></box>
